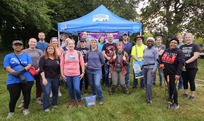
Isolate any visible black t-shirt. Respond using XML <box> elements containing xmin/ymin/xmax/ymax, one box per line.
<box><xmin>39</xmin><ymin>56</ymin><xmax>60</xmax><ymax>78</ymax></box>
<box><xmin>180</xmin><ymin>43</ymin><xmax>200</xmax><ymax>68</ymax></box>
<box><xmin>75</xmin><ymin>47</ymin><xmax>89</xmax><ymax>62</ymax></box>
<box><xmin>102</xmin><ymin>43</ymin><xmax>117</xmax><ymax>58</ymax></box>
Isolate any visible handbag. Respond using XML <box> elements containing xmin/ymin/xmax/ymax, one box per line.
<box><xmin>14</xmin><ymin>53</ymin><xmax>36</xmax><ymax>76</ymax></box>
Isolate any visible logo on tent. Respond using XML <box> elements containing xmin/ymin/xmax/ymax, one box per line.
<box><xmin>132</xmin><ymin>25</ymin><xmax>141</xmax><ymax>32</ymax></box>
<box><xmin>93</xmin><ymin>14</ymin><xmax>109</xmax><ymax>22</ymax></box>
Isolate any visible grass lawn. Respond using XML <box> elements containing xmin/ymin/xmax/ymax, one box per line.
<box><xmin>0</xmin><ymin>52</ymin><xmax>204</xmax><ymax>121</ymax></box>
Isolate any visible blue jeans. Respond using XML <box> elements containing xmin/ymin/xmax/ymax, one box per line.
<box><xmin>125</xmin><ymin>63</ymin><xmax>130</xmax><ymax>86</ymax></box>
<box><xmin>65</xmin><ymin>75</ymin><xmax>81</xmax><ymax>100</ymax></box>
<box><xmin>41</xmin><ymin>76</ymin><xmax>59</xmax><ymax>110</ymax></box>
<box><xmin>153</xmin><ymin>66</ymin><xmax>163</xmax><ymax>85</ymax></box>
<box><xmin>104</xmin><ymin>63</ymin><xmax>110</xmax><ymax>86</ymax></box>
<box><xmin>86</xmin><ymin>69</ymin><xmax>103</xmax><ymax>101</ymax></box>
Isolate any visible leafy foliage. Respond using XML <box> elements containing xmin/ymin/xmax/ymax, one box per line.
<box><xmin>139</xmin><ymin>0</ymin><xmax>204</xmax><ymax>44</ymax></box>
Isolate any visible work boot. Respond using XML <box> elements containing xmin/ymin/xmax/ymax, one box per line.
<box><xmin>67</xmin><ymin>100</ymin><xmax>75</xmax><ymax>108</ymax></box>
<box><xmin>121</xmin><ymin>85</ymin><xmax>130</xmax><ymax>95</ymax></box>
<box><xmin>109</xmin><ymin>85</ymin><xmax>116</xmax><ymax>95</ymax></box>
<box><xmin>77</xmin><ymin>100</ymin><xmax>82</xmax><ymax>108</ymax></box>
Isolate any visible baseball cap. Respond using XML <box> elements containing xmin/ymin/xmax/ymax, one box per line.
<box><xmin>80</xmin><ymin>38</ymin><xmax>86</xmax><ymax>42</ymax></box>
<box><xmin>123</xmin><ymin>32</ymin><xmax>128</xmax><ymax>36</ymax></box>
<box><xmin>12</xmin><ymin>40</ymin><xmax>23</xmax><ymax>45</ymax></box>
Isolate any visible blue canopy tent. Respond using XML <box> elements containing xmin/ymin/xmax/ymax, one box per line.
<box><xmin>58</xmin><ymin>5</ymin><xmax>142</xmax><ymax>35</ymax></box>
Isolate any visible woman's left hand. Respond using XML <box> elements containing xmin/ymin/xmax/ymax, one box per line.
<box><xmin>80</xmin><ymin>72</ymin><xmax>85</xmax><ymax>80</ymax></box>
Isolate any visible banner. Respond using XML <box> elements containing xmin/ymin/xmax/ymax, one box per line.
<box><xmin>80</xmin><ymin>32</ymin><xmax>119</xmax><ymax>43</ymax></box>
<box><xmin>133</xmin><ymin>61</ymin><xmax>144</xmax><ymax>79</ymax></box>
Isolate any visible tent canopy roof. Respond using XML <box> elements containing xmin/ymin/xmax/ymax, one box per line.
<box><xmin>58</xmin><ymin>5</ymin><xmax>142</xmax><ymax>35</ymax></box>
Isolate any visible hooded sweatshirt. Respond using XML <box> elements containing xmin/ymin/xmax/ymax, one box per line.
<box><xmin>160</xmin><ymin>48</ymin><xmax>185</xmax><ymax>76</ymax></box>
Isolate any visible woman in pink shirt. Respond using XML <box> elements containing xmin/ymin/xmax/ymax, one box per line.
<box><xmin>60</xmin><ymin>39</ymin><xmax>85</xmax><ymax>108</ymax></box>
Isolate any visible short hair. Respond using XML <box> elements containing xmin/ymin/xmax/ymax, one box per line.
<box><xmin>156</xmin><ymin>36</ymin><xmax>162</xmax><ymax>40</ymax></box>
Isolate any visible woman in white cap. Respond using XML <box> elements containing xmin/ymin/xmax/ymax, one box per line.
<box><xmin>142</xmin><ymin>37</ymin><xmax>158</xmax><ymax>104</ymax></box>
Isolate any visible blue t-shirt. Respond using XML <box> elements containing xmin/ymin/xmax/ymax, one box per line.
<box><xmin>98</xmin><ymin>43</ymin><xmax>105</xmax><ymax>51</ymax></box>
<box><xmin>36</xmin><ymin>41</ymin><xmax>48</xmax><ymax>52</ymax></box>
<box><xmin>122</xmin><ymin>41</ymin><xmax>132</xmax><ymax>56</ymax></box>
<box><xmin>4</xmin><ymin>53</ymin><xmax>34</xmax><ymax>85</ymax></box>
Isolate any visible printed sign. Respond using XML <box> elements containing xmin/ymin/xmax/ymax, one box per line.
<box><xmin>133</xmin><ymin>61</ymin><xmax>144</xmax><ymax>79</ymax></box>
<box><xmin>80</xmin><ymin>32</ymin><xmax>119</xmax><ymax>43</ymax></box>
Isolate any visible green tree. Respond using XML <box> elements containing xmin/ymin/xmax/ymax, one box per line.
<box><xmin>137</xmin><ymin>0</ymin><xmax>204</xmax><ymax>44</ymax></box>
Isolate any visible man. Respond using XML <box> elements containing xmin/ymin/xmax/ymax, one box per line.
<box><xmin>153</xmin><ymin>36</ymin><xmax>166</xmax><ymax>86</ymax></box>
<box><xmin>75</xmin><ymin>38</ymin><xmax>89</xmax><ymax>93</ymax></box>
<box><xmin>122</xmin><ymin>33</ymin><xmax>132</xmax><ymax>86</ymax></box>
<box><xmin>131</xmin><ymin>35</ymin><xmax>147</xmax><ymax>89</ymax></box>
<box><xmin>76</xmin><ymin>32</ymin><xmax>90</xmax><ymax>49</ymax></box>
<box><xmin>102</xmin><ymin>34</ymin><xmax>117</xmax><ymax>86</ymax></box>
<box><xmin>36</xmin><ymin>32</ymin><xmax>48</xmax><ymax>52</ymax></box>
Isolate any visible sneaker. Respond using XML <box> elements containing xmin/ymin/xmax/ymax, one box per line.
<box><xmin>67</xmin><ymin>100</ymin><xmax>75</xmax><ymax>108</ymax></box>
<box><xmin>7</xmin><ymin>112</ymin><xmax>14</xmax><ymax>119</ymax></box>
<box><xmin>53</xmin><ymin>105</ymin><xmax>58</xmax><ymax>108</ymax></box>
<box><xmin>50</xmin><ymin>92</ymin><xmax>52</xmax><ymax>97</ymax></box>
<box><xmin>18</xmin><ymin>100</ymin><xmax>24</xmax><ymax>108</ymax></box>
<box><xmin>99</xmin><ymin>100</ymin><xmax>104</xmax><ymax>105</ymax></box>
<box><xmin>58</xmin><ymin>91</ymin><xmax>62</xmax><ymax>97</ymax></box>
<box><xmin>147</xmin><ymin>100</ymin><xmax>152</xmax><ymax>105</ymax></box>
<box><xmin>171</xmin><ymin>103</ymin><xmax>179</xmax><ymax>110</ymax></box>
<box><xmin>77</xmin><ymin>100</ymin><xmax>82</xmax><ymax>108</ymax></box>
<box><xmin>183</xmin><ymin>93</ymin><xmax>188</xmax><ymax>98</ymax></box>
<box><xmin>36</xmin><ymin>98</ymin><xmax>42</xmax><ymax>104</ymax></box>
<box><xmin>44</xmin><ymin>108</ymin><xmax>50</xmax><ymax>112</ymax></box>
<box><xmin>23</xmin><ymin>109</ymin><xmax>29</xmax><ymax>115</ymax></box>
<box><xmin>189</xmin><ymin>96</ymin><xmax>195</xmax><ymax>100</ymax></box>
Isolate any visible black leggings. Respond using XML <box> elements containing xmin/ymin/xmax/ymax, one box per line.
<box><xmin>182</xmin><ymin>68</ymin><xmax>198</xmax><ymax>91</ymax></box>
<box><xmin>7</xmin><ymin>82</ymin><xmax>34</xmax><ymax>112</ymax></box>
<box><xmin>164</xmin><ymin>75</ymin><xmax>178</xmax><ymax>104</ymax></box>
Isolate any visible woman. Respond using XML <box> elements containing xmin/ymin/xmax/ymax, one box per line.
<box><xmin>17</xmin><ymin>38</ymin><xmax>44</xmax><ymax>107</ymax></box>
<box><xmin>98</xmin><ymin>36</ymin><xmax>106</xmax><ymax>51</ymax></box>
<box><xmin>109</xmin><ymin>42</ymin><xmax>129</xmax><ymax>95</ymax></box>
<box><xmin>143</xmin><ymin>37</ymin><xmax>158</xmax><ymax>104</ymax></box>
<box><xmin>62</xmin><ymin>38</ymin><xmax>70</xmax><ymax>51</ymax></box>
<box><xmin>180</xmin><ymin>33</ymin><xmax>200</xmax><ymax>100</ymax></box>
<box><xmin>39</xmin><ymin>44</ymin><xmax>60</xmax><ymax>112</ymax></box>
<box><xmin>86</xmin><ymin>38</ymin><xmax>105</xmax><ymax>105</ymax></box>
<box><xmin>4</xmin><ymin>40</ymin><xmax>34</xmax><ymax>119</ymax></box>
<box><xmin>60</xmin><ymin>39</ymin><xmax>85</xmax><ymax>108</ymax></box>
<box><xmin>160</xmin><ymin>37</ymin><xmax>185</xmax><ymax>109</ymax></box>
<box><xmin>50</xmin><ymin>37</ymin><xmax>63</xmax><ymax>97</ymax></box>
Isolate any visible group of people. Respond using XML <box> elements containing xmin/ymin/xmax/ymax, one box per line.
<box><xmin>4</xmin><ymin>31</ymin><xmax>200</xmax><ymax>119</ymax></box>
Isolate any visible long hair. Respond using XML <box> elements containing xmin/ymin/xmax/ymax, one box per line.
<box><xmin>98</xmin><ymin>36</ymin><xmax>106</xmax><ymax>44</ymax></box>
<box><xmin>90</xmin><ymin>38</ymin><xmax>99</xmax><ymax>51</ymax></box>
<box><xmin>44</xmin><ymin>44</ymin><xmax>59</xmax><ymax>59</ymax></box>
<box><xmin>50</xmin><ymin>37</ymin><xmax>60</xmax><ymax>48</ymax></box>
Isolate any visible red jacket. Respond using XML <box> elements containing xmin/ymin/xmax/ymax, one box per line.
<box><xmin>109</xmin><ymin>51</ymin><xmax>129</xmax><ymax>76</ymax></box>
